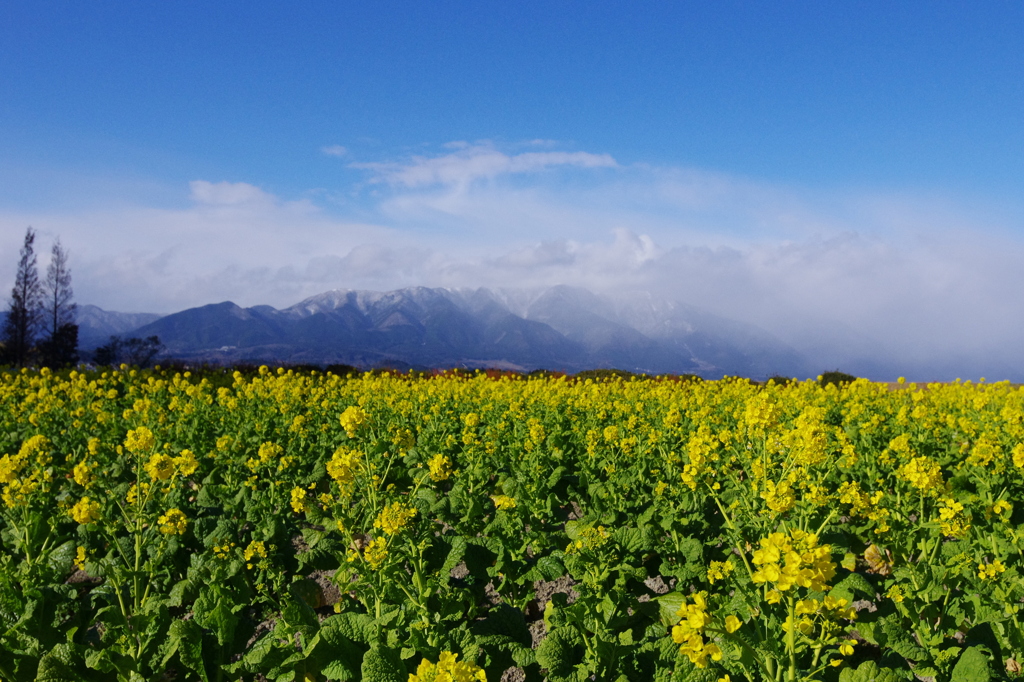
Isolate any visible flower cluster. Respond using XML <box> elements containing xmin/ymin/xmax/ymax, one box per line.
<box><xmin>327</xmin><ymin>445</ymin><xmax>361</xmax><ymax>497</ymax></box>
<box><xmin>751</xmin><ymin>529</ymin><xmax>836</xmax><ymax>593</ymax></box>
<box><xmin>565</xmin><ymin>524</ymin><xmax>610</xmax><ymax>554</ymax></box>
<box><xmin>938</xmin><ymin>497</ymin><xmax>970</xmax><ymax>538</ymax></box>
<box><xmin>290</xmin><ymin>486</ymin><xmax>308</xmax><ymax>513</ymax></box>
<box><xmin>244</xmin><ymin>540</ymin><xmax>267</xmax><ymax>569</ymax></box>
<box><xmin>490</xmin><ymin>494</ymin><xmax>516</xmax><ymax>510</ymax></box>
<box><xmin>706</xmin><ymin>559</ymin><xmax>735</xmax><ymax>584</ymax></box>
<box><xmin>145</xmin><ymin>453</ymin><xmax>175</xmax><ymax>480</ymax></box>
<box><xmin>213</xmin><ymin>540</ymin><xmax>237</xmax><ymax>559</ymax></box>
<box><xmin>124</xmin><ymin>427</ymin><xmax>156</xmax><ymax>454</ymax></box>
<box><xmin>899</xmin><ymin>456</ymin><xmax>944</xmax><ymax>492</ymax></box>
<box><xmin>247</xmin><ymin>442</ymin><xmax>283</xmax><ymax>471</ymax></box>
<box><xmin>74</xmin><ymin>545</ymin><xmax>89</xmax><ymax>570</ymax></box>
<box><xmin>361</xmin><ymin>537</ymin><xmax>388</xmax><ymax>569</ymax></box>
<box><xmin>339</xmin><ymin>405</ymin><xmax>367</xmax><ymax>438</ymax></box>
<box><xmin>978</xmin><ymin>559</ymin><xmax>1006</xmax><ymax>580</ymax></box>
<box><xmin>409</xmin><ymin>651</ymin><xmax>487</xmax><ymax>682</ymax></box>
<box><xmin>70</xmin><ymin>496</ymin><xmax>102</xmax><ymax>524</ymax></box>
<box><xmin>428</xmin><ymin>453</ymin><xmax>454</xmax><ymax>481</ymax></box>
<box><xmin>671</xmin><ymin>592</ymin><xmax>723</xmax><ymax>668</ymax></box>
<box><xmin>374</xmin><ymin>501</ymin><xmax>417</xmax><ymax>535</ymax></box>
<box><xmin>72</xmin><ymin>459</ymin><xmax>96</xmax><ymax>487</ymax></box>
<box><xmin>157</xmin><ymin>508</ymin><xmax>188</xmax><ymax>535</ymax></box>
<box><xmin>759</xmin><ymin>479</ymin><xmax>796</xmax><ymax>514</ymax></box>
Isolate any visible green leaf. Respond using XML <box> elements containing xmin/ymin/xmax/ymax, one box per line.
<box><xmin>535</xmin><ymin>555</ymin><xmax>565</xmax><ymax>581</ymax></box>
<box><xmin>878</xmin><ymin>616</ymin><xmax>928</xmax><ymax>662</ymax></box>
<box><xmin>656</xmin><ymin>593</ymin><xmax>685</xmax><ymax>628</ymax></box>
<box><xmin>167</xmin><ymin>619</ymin><xmax>208</xmax><ymax>682</ymax></box>
<box><xmin>315</xmin><ymin>624</ymin><xmax>364</xmax><ymax>681</ymax></box>
<box><xmin>360</xmin><ymin>645</ymin><xmax>406</xmax><ymax>682</ymax></box>
<box><xmin>323</xmin><ymin>613</ymin><xmax>375</xmax><ymax>644</ymax></box>
<box><xmin>35</xmin><ymin>643</ymin><xmax>79</xmax><ymax>682</ymax></box>
<box><xmin>678</xmin><ymin>537</ymin><xmax>703</xmax><ymax>565</ymax></box>
<box><xmin>837</xmin><ymin>660</ymin><xmax>905</xmax><ymax>682</ymax></box>
<box><xmin>829</xmin><ymin>572</ymin><xmax>875</xmax><ymax>603</ymax></box>
<box><xmin>282</xmin><ymin>595</ymin><xmax>318</xmax><ymax>630</ymax></box>
<box><xmin>206</xmin><ymin>600</ymin><xmax>241</xmax><ymax>648</ymax></box>
<box><xmin>168</xmin><ymin>579</ymin><xmax>195</xmax><ymax>608</ymax></box>
<box><xmin>612</xmin><ymin>527</ymin><xmax>644</xmax><ymax>553</ymax></box>
<box><xmin>536</xmin><ymin>627</ymin><xmax>585</xmax><ymax>680</ymax></box>
<box><xmin>951</xmin><ymin>646</ymin><xmax>992</xmax><ymax>682</ymax></box>
<box><xmin>46</xmin><ymin>541</ymin><xmax>77</xmax><ymax>577</ymax></box>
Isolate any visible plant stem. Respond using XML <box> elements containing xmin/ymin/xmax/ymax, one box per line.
<box><xmin>787</xmin><ymin>597</ymin><xmax>797</xmax><ymax>682</ymax></box>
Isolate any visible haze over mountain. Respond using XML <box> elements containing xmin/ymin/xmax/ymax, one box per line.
<box><xmin>76</xmin><ymin>305</ymin><xmax>163</xmax><ymax>349</ymax></box>
<box><xmin>85</xmin><ymin>285</ymin><xmax>808</xmax><ymax>378</ymax></box>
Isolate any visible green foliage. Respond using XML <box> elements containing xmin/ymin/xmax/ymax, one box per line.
<box><xmin>0</xmin><ymin>368</ymin><xmax>1021</xmax><ymax>680</ymax></box>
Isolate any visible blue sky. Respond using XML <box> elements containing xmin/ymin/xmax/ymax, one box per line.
<box><xmin>2</xmin><ymin>2</ymin><xmax>1023</xmax><ymax>376</ymax></box>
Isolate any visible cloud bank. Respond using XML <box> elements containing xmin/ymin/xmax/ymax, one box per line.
<box><xmin>1</xmin><ymin>142</ymin><xmax>1022</xmax><ymax>380</ymax></box>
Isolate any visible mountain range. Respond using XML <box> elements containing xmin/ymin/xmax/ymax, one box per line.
<box><xmin>75</xmin><ymin>285</ymin><xmax>810</xmax><ymax>378</ymax></box>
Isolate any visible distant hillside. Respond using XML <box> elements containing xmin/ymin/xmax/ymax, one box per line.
<box><xmin>76</xmin><ymin>305</ymin><xmax>164</xmax><ymax>348</ymax></box>
<box><xmin>126</xmin><ymin>285</ymin><xmax>809</xmax><ymax>378</ymax></box>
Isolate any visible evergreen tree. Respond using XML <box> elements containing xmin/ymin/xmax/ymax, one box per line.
<box><xmin>38</xmin><ymin>238</ymin><xmax>79</xmax><ymax>367</ymax></box>
<box><xmin>1</xmin><ymin>228</ymin><xmax>43</xmax><ymax>366</ymax></box>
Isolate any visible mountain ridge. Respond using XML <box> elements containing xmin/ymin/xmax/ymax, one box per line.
<box><xmin>112</xmin><ymin>285</ymin><xmax>807</xmax><ymax>378</ymax></box>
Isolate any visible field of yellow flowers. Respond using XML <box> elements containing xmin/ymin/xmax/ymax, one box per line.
<box><xmin>0</xmin><ymin>365</ymin><xmax>1022</xmax><ymax>682</ymax></box>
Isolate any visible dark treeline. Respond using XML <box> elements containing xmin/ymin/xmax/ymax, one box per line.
<box><xmin>0</xmin><ymin>227</ymin><xmax>164</xmax><ymax>370</ymax></box>
<box><xmin>1</xmin><ymin>227</ymin><xmax>78</xmax><ymax>368</ymax></box>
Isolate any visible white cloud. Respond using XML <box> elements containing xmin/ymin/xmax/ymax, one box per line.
<box><xmin>321</xmin><ymin>145</ymin><xmax>348</xmax><ymax>157</ymax></box>
<box><xmin>189</xmin><ymin>180</ymin><xmax>273</xmax><ymax>206</ymax></box>
<box><xmin>2</xmin><ymin>142</ymin><xmax>1024</xmax><ymax>378</ymax></box>
<box><xmin>351</xmin><ymin>142</ymin><xmax>617</xmax><ymax>188</ymax></box>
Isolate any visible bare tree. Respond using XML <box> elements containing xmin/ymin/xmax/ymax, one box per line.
<box><xmin>38</xmin><ymin>238</ymin><xmax>79</xmax><ymax>367</ymax></box>
<box><xmin>94</xmin><ymin>335</ymin><xmax>163</xmax><ymax>368</ymax></box>
<box><xmin>1</xmin><ymin>228</ymin><xmax>44</xmax><ymax>366</ymax></box>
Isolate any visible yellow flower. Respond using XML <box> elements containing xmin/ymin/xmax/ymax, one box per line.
<box><xmin>409</xmin><ymin>651</ymin><xmax>487</xmax><ymax>682</ymax></box>
<box><xmin>126</xmin><ymin>481</ymin><xmax>150</xmax><ymax>505</ymax></box>
<box><xmin>724</xmin><ymin>615</ymin><xmax>742</xmax><ymax>633</ymax></box>
<box><xmin>72</xmin><ymin>459</ymin><xmax>94</xmax><ymax>487</ymax></box>
<box><xmin>327</xmin><ymin>446</ymin><xmax>361</xmax><ymax>489</ymax></box>
<box><xmin>145</xmin><ymin>453</ymin><xmax>175</xmax><ymax>480</ymax></box>
<box><xmin>213</xmin><ymin>541</ymin><xmax>236</xmax><ymax>559</ymax></box>
<box><xmin>886</xmin><ymin>584</ymin><xmax>905</xmax><ymax>603</ymax></box>
<box><xmin>428</xmin><ymin>453</ymin><xmax>454</xmax><ymax>481</ymax></box>
<box><xmin>257</xmin><ymin>442</ymin><xmax>282</xmax><ymax>464</ymax></box>
<box><xmin>124</xmin><ymin>427</ymin><xmax>156</xmax><ymax>454</ymax></box>
<box><xmin>74</xmin><ymin>546</ymin><xmax>88</xmax><ymax>570</ymax></box>
<box><xmin>978</xmin><ymin>560</ymin><xmax>1006</xmax><ymax>581</ymax></box>
<box><xmin>838</xmin><ymin>640</ymin><xmax>856</xmax><ymax>656</ymax></box>
<box><xmin>374</xmin><ymin>501</ymin><xmax>417</xmax><ymax>535</ymax></box>
<box><xmin>707</xmin><ymin>559</ymin><xmax>735</xmax><ymax>584</ymax></box>
<box><xmin>158</xmin><ymin>508</ymin><xmax>189</xmax><ymax>535</ymax></box>
<box><xmin>339</xmin><ymin>405</ymin><xmax>367</xmax><ymax>437</ymax></box>
<box><xmin>491</xmin><ymin>494</ymin><xmax>516</xmax><ymax>510</ymax></box>
<box><xmin>938</xmin><ymin>497</ymin><xmax>970</xmax><ymax>538</ymax></box>
<box><xmin>899</xmin><ymin>456</ymin><xmax>943</xmax><ymax>492</ymax></box>
<box><xmin>244</xmin><ymin>540</ymin><xmax>267</xmax><ymax>568</ymax></box>
<box><xmin>290</xmin><ymin>486</ymin><xmax>308</xmax><ymax>513</ymax></box>
<box><xmin>565</xmin><ymin>524</ymin><xmax>610</xmax><ymax>554</ymax></box>
<box><xmin>70</xmin><ymin>496</ymin><xmax>101</xmax><ymax>524</ymax></box>
<box><xmin>363</xmin><ymin>537</ymin><xmax>388</xmax><ymax>569</ymax></box>
<box><xmin>174</xmin><ymin>449</ymin><xmax>199</xmax><ymax>476</ymax></box>
<box><xmin>992</xmin><ymin>500</ymin><xmax>1012</xmax><ymax>516</ymax></box>
<box><xmin>0</xmin><ymin>454</ymin><xmax>23</xmax><ymax>484</ymax></box>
